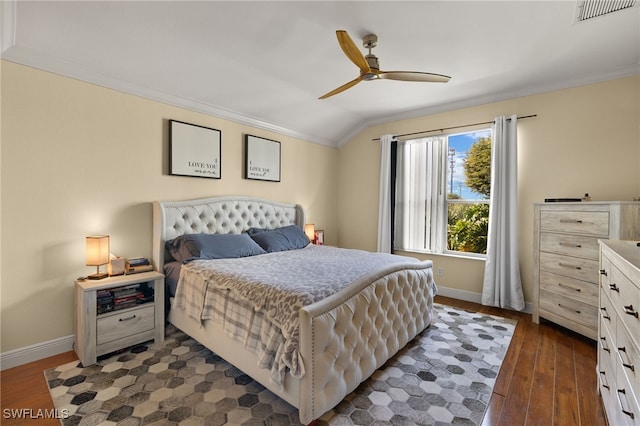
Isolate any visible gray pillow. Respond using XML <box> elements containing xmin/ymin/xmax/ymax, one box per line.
<box><xmin>166</xmin><ymin>233</ymin><xmax>267</xmax><ymax>263</ymax></box>
<box><xmin>248</xmin><ymin>225</ymin><xmax>310</xmax><ymax>253</ymax></box>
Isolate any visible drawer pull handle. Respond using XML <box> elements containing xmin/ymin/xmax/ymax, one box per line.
<box><xmin>559</xmin><ymin>242</ymin><xmax>582</xmax><ymax>248</ymax></box>
<box><xmin>600</xmin><ymin>307</ymin><xmax>611</xmax><ymax>320</ymax></box>
<box><xmin>600</xmin><ymin>337</ymin><xmax>610</xmax><ymax>352</ymax></box>
<box><xmin>609</xmin><ymin>283</ymin><xmax>620</xmax><ymax>292</ymax></box>
<box><xmin>618</xmin><ymin>346</ymin><xmax>634</xmax><ymax>370</ymax></box>
<box><xmin>560</xmin><ymin>219</ymin><xmax>583</xmax><ymax>224</ymax></box>
<box><xmin>624</xmin><ymin>305</ymin><xmax>639</xmax><ymax>318</ymax></box>
<box><xmin>119</xmin><ymin>315</ymin><xmax>137</xmax><ymax>322</ymax></box>
<box><xmin>600</xmin><ymin>269</ymin><xmax>608</xmax><ymax>276</ymax></box>
<box><xmin>558</xmin><ymin>303</ymin><xmax>580</xmax><ymax>314</ymax></box>
<box><xmin>599</xmin><ymin>371</ymin><xmax>610</xmax><ymax>390</ymax></box>
<box><xmin>617</xmin><ymin>389</ymin><xmax>635</xmax><ymax>419</ymax></box>
<box><xmin>558</xmin><ymin>283</ymin><xmax>581</xmax><ymax>292</ymax></box>
<box><xmin>558</xmin><ymin>262</ymin><xmax>581</xmax><ymax>270</ymax></box>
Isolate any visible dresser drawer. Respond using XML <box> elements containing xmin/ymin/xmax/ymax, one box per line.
<box><xmin>540</xmin><ymin>210</ymin><xmax>609</xmax><ymax>236</ymax></box>
<box><xmin>599</xmin><ymin>307</ymin><xmax>616</xmax><ymax>368</ymax></box>
<box><xmin>600</xmin><ymin>288</ymin><xmax>618</xmax><ymax>337</ymax></box>
<box><xmin>616</xmin><ymin>325</ymin><xmax>640</xmax><ymax>404</ymax></box>
<box><xmin>609</xmin><ymin>266</ymin><xmax>640</xmax><ymax>349</ymax></box>
<box><xmin>97</xmin><ymin>305</ymin><xmax>155</xmax><ymax>345</ymax></box>
<box><xmin>539</xmin><ymin>252</ymin><xmax>599</xmax><ymax>283</ymax></box>
<box><xmin>540</xmin><ymin>290</ymin><xmax>598</xmax><ymax>328</ymax></box>
<box><xmin>615</xmin><ymin>363</ymin><xmax>640</xmax><ymax>426</ymax></box>
<box><xmin>540</xmin><ymin>271</ymin><xmax>598</xmax><ymax>306</ymax></box>
<box><xmin>539</xmin><ymin>232</ymin><xmax>600</xmax><ymax>260</ymax></box>
<box><xmin>598</xmin><ymin>344</ymin><xmax>618</xmax><ymax>425</ymax></box>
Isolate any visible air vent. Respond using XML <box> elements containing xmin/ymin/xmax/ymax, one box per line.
<box><xmin>576</xmin><ymin>0</ymin><xmax>637</xmax><ymax>21</ymax></box>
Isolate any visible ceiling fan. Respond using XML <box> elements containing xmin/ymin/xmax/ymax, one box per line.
<box><xmin>319</xmin><ymin>30</ymin><xmax>451</xmax><ymax>99</ymax></box>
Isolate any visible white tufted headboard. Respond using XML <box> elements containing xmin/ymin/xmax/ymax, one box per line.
<box><xmin>152</xmin><ymin>195</ymin><xmax>305</xmax><ymax>269</ymax></box>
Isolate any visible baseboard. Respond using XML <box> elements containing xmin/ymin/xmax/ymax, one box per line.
<box><xmin>0</xmin><ymin>334</ymin><xmax>74</xmax><ymax>371</ymax></box>
<box><xmin>436</xmin><ymin>285</ymin><xmax>533</xmax><ymax>314</ymax></box>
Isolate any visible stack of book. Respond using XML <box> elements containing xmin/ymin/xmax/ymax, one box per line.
<box><xmin>112</xmin><ymin>284</ymin><xmax>145</xmax><ymax>310</ymax></box>
<box><xmin>126</xmin><ymin>257</ymin><xmax>153</xmax><ymax>274</ymax></box>
<box><xmin>97</xmin><ymin>289</ymin><xmax>114</xmax><ymax>314</ymax></box>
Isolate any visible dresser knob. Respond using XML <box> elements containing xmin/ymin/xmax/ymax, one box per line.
<box><xmin>599</xmin><ymin>269</ymin><xmax>608</xmax><ymax>276</ymax></box>
<box><xmin>610</xmin><ymin>283</ymin><xmax>620</xmax><ymax>292</ymax></box>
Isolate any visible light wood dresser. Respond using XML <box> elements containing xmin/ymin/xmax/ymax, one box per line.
<box><xmin>598</xmin><ymin>240</ymin><xmax>640</xmax><ymax>425</ymax></box>
<box><xmin>533</xmin><ymin>202</ymin><xmax>640</xmax><ymax>339</ymax></box>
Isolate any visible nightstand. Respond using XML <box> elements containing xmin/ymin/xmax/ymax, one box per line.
<box><xmin>74</xmin><ymin>270</ymin><xmax>165</xmax><ymax>366</ymax></box>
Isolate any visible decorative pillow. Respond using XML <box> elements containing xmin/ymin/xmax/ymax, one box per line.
<box><xmin>248</xmin><ymin>225</ymin><xmax>310</xmax><ymax>253</ymax></box>
<box><xmin>166</xmin><ymin>233</ymin><xmax>266</xmax><ymax>263</ymax></box>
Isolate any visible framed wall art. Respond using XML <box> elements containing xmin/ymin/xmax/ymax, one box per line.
<box><xmin>245</xmin><ymin>134</ymin><xmax>281</xmax><ymax>182</ymax></box>
<box><xmin>169</xmin><ymin>120</ymin><xmax>221</xmax><ymax>179</ymax></box>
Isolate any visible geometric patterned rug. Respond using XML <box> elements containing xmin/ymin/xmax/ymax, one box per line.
<box><xmin>45</xmin><ymin>304</ymin><xmax>516</xmax><ymax>425</ymax></box>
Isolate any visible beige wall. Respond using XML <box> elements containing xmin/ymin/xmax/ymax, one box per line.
<box><xmin>0</xmin><ymin>61</ymin><xmax>338</xmax><ymax>352</ymax></box>
<box><xmin>337</xmin><ymin>75</ymin><xmax>640</xmax><ymax>304</ymax></box>
<box><xmin>2</xmin><ymin>59</ymin><xmax>639</xmax><ymax>355</ymax></box>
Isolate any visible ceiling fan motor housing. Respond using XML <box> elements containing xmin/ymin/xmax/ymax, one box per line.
<box><xmin>363</xmin><ymin>33</ymin><xmax>378</xmax><ymax>49</ymax></box>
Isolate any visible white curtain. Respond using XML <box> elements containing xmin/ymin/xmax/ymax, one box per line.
<box><xmin>482</xmin><ymin>115</ymin><xmax>525</xmax><ymax>310</ymax></box>
<box><xmin>395</xmin><ymin>136</ymin><xmax>447</xmax><ymax>252</ymax></box>
<box><xmin>376</xmin><ymin>134</ymin><xmax>395</xmax><ymax>253</ymax></box>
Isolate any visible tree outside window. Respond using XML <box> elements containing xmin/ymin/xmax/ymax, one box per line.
<box><xmin>446</xmin><ymin>130</ymin><xmax>491</xmax><ymax>255</ymax></box>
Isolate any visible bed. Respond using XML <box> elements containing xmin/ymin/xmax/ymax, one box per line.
<box><xmin>152</xmin><ymin>195</ymin><xmax>436</xmax><ymax>424</ymax></box>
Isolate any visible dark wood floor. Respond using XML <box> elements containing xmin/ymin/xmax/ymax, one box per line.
<box><xmin>0</xmin><ymin>296</ymin><xmax>606</xmax><ymax>425</ymax></box>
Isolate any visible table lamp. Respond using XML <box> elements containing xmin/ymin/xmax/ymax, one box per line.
<box><xmin>86</xmin><ymin>235</ymin><xmax>110</xmax><ymax>280</ymax></box>
<box><xmin>304</xmin><ymin>224</ymin><xmax>315</xmax><ymax>244</ymax></box>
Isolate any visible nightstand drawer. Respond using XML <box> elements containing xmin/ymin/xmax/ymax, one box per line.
<box><xmin>540</xmin><ymin>210</ymin><xmax>609</xmax><ymax>236</ymax></box>
<box><xmin>97</xmin><ymin>305</ymin><xmax>155</xmax><ymax>345</ymax></box>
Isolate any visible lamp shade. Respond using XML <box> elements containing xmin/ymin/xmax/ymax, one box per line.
<box><xmin>86</xmin><ymin>235</ymin><xmax>110</xmax><ymax>266</ymax></box>
<box><xmin>304</xmin><ymin>224</ymin><xmax>315</xmax><ymax>243</ymax></box>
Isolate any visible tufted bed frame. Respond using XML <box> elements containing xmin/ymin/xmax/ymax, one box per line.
<box><xmin>152</xmin><ymin>195</ymin><xmax>435</xmax><ymax>424</ymax></box>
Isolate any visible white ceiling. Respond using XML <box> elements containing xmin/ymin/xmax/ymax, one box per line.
<box><xmin>2</xmin><ymin>1</ymin><xmax>639</xmax><ymax>147</ymax></box>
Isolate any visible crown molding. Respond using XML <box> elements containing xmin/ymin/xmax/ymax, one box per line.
<box><xmin>2</xmin><ymin>45</ymin><xmax>340</xmax><ymax>149</ymax></box>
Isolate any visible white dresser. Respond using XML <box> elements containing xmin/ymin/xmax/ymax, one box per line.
<box><xmin>598</xmin><ymin>240</ymin><xmax>640</xmax><ymax>425</ymax></box>
<box><xmin>533</xmin><ymin>202</ymin><xmax>640</xmax><ymax>339</ymax></box>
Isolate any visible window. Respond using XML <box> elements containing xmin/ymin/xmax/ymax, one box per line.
<box><xmin>393</xmin><ymin>129</ymin><xmax>492</xmax><ymax>256</ymax></box>
<box><xmin>446</xmin><ymin>130</ymin><xmax>491</xmax><ymax>255</ymax></box>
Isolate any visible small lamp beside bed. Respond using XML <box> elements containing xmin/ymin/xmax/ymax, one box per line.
<box><xmin>304</xmin><ymin>223</ymin><xmax>315</xmax><ymax>244</ymax></box>
<box><xmin>86</xmin><ymin>235</ymin><xmax>110</xmax><ymax>280</ymax></box>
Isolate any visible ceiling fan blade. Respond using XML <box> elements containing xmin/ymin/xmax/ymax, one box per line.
<box><xmin>318</xmin><ymin>76</ymin><xmax>363</xmax><ymax>99</ymax></box>
<box><xmin>379</xmin><ymin>71</ymin><xmax>451</xmax><ymax>83</ymax></box>
<box><xmin>336</xmin><ymin>30</ymin><xmax>370</xmax><ymax>74</ymax></box>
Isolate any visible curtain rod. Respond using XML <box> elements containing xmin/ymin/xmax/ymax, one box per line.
<box><xmin>371</xmin><ymin>114</ymin><xmax>538</xmax><ymax>141</ymax></box>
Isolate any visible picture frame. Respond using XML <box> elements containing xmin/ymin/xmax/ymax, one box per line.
<box><xmin>245</xmin><ymin>134</ymin><xmax>281</xmax><ymax>182</ymax></box>
<box><xmin>169</xmin><ymin>120</ymin><xmax>221</xmax><ymax>179</ymax></box>
<box><xmin>314</xmin><ymin>230</ymin><xmax>324</xmax><ymax>245</ymax></box>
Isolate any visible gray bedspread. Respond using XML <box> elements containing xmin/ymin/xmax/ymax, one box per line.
<box><xmin>173</xmin><ymin>245</ymin><xmax>431</xmax><ymax>385</ymax></box>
